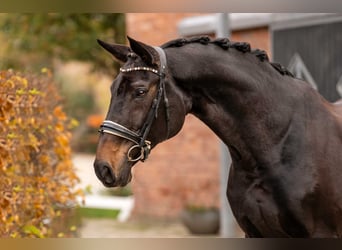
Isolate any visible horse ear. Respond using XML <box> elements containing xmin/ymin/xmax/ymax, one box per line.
<box><xmin>97</xmin><ymin>39</ymin><xmax>131</xmax><ymax>63</ymax></box>
<box><xmin>127</xmin><ymin>36</ymin><xmax>159</xmax><ymax>67</ymax></box>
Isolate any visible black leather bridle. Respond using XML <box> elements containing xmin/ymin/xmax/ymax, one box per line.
<box><xmin>98</xmin><ymin>47</ymin><xmax>170</xmax><ymax>162</ymax></box>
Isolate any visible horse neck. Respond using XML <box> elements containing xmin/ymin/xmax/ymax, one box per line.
<box><xmin>165</xmin><ymin>45</ymin><xmax>295</xmax><ymax>148</ymax></box>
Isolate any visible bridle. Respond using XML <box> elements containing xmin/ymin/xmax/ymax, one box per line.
<box><xmin>98</xmin><ymin>47</ymin><xmax>170</xmax><ymax>162</ymax></box>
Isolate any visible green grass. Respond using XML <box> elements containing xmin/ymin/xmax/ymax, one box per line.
<box><xmin>99</xmin><ymin>185</ymin><xmax>133</xmax><ymax>197</ymax></box>
<box><xmin>77</xmin><ymin>207</ymin><xmax>120</xmax><ymax>219</ymax></box>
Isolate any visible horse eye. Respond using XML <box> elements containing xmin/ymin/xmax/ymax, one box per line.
<box><xmin>134</xmin><ymin>88</ymin><xmax>147</xmax><ymax>98</ymax></box>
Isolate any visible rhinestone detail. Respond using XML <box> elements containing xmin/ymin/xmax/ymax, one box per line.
<box><xmin>120</xmin><ymin>66</ymin><xmax>159</xmax><ymax>75</ymax></box>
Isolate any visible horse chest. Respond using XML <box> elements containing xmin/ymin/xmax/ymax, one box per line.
<box><xmin>228</xmin><ymin>172</ymin><xmax>284</xmax><ymax>236</ymax></box>
<box><xmin>227</xmin><ymin>163</ymin><xmax>315</xmax><ymax>237</ymax></box>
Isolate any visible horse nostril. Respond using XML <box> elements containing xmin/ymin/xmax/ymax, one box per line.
<box><xmin>94</xmin><ymin>161</ymin><xmax>116</xmax><ymax>186</ymax></box>
<box><xmin>102</xmin><ymin>166</ymin><xmax>115</xmax><ymax>184</ymax></box>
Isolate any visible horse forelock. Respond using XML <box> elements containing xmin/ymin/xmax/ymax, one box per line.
<box><xmin>161</xmin><ymin>36</ymin><xmax>293</xmax><ymax>78</ymax></box>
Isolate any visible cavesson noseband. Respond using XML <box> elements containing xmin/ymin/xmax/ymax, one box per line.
<box><xmin>98</xmin><ymin>47</ymin><xmax>170</xmax><ymax>162</ymax></box>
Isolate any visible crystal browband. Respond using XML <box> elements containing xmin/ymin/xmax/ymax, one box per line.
<box><xmin>120</xmin><ymin>66</ymin><xmax>159</xmax><ymax>75</ymax></box>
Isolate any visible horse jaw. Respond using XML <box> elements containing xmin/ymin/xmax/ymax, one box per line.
<box><xmin>93</xmin><ymin>136</ymin><xmax>136</xmax><ymax>187</ymax></box>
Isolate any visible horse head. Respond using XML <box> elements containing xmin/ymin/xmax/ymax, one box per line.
<box><xmin>94</xmin><ymin>37</ymin><xmax>190</xmax><ymax>187</ymax></box>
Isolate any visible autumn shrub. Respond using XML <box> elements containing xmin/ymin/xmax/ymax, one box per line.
<box><xmin>0</xmin><ymin>69</ymin><xmax>82</xmax><ymax>238</ymax></box>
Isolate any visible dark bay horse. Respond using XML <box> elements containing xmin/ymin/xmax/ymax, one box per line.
<box><xmin>94</xmin><ymin>36</ymin><xmax>342</xmax><ymax>237</ymax></box>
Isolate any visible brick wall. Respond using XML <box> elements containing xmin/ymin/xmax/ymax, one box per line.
<box><xmin>126</xmin><ymin>13</ymin><xmax>203</xmax><ymax>45</ymax></box>
<box><xmin>126</xmin><ymin>13</ymin><xmax>270</xmax><ymax>219</ymax></box>
<box><xmin>232</xmin><ymin>27</ymin><xmax>271</xmax><ymax>58</ymax></box>
<box><xmin>131</xmin><ymin>115</ymin><xmax>220</xmax><ymax>218</ymax></box>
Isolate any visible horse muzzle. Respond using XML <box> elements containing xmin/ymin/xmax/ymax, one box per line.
<box><xmin>93</xmin><ymin>159</ymin><xmax>133</xmax><ymax>187</ymax></box>
<box><xmin>93</xmin><ymin>160</ymin><xmax>117</xmax><ymax>187</ymax></box>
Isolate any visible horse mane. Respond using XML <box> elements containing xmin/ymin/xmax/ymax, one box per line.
<box><xmin>161</xmin><ymin>36</ymin><xmax>294</xmax><ymax>77</ymax></box>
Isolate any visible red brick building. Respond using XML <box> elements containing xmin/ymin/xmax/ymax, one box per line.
<box><xmin>124</xmin><ymin>13</ymin><xmax>271</xmax><ymax>219</ymax></box>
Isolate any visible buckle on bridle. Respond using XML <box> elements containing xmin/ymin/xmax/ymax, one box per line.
<box><xmin>127</xmin><ymin>141</ymin><xmax>151</xmax><ymax>162</ymax></box>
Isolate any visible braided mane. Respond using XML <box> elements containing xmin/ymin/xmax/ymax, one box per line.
<box><xmin>161</xmin><ymin>36</ymin><xmax>293</xmax><ymax>77</ymax></box>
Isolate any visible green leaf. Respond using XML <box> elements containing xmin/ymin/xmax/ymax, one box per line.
<box><xmin>13</xmin><ymin>185</ymin><xmax>22</xmax><ymax>192</ymax></box>
<box><xmin>7</xmin><ymin>132</ymin><xmax>17</xmax><ymax>139</ymax></box>
<box><xmin>16</xmin><ymin>88</ymin><xmax>26</xmax><ymax>95</ymax></box>
<box><xmin>23</xmin><ymin>225</ymin><xmax>45</xmax><ymax>238</ymax></box>
<box><xmin>28</xmin><ymin>88</ymin><xmax>42</xmax><ymax>95</ymax></box>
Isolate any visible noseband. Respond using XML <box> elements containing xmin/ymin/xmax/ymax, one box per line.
<box><xmin>98</xmin><ymin>47</ymin><xmax>170</xmax><ymax>162</ymax></box>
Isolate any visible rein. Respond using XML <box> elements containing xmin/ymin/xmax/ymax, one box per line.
<box><xmin>98</xmin><ymin>46</ymin><xmax>170</xmax><ymax>162</ymax></box>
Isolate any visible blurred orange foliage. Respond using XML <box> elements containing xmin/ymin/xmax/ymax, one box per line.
<box><xmin>0</xmin><ymin>69</ymin><xmax>82</xmax><ymax>238</ymax></box>
<box><xmin>86</xmin><ymin>114</ymin><xmax>104</xmax><ymax>128</ymax></box>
